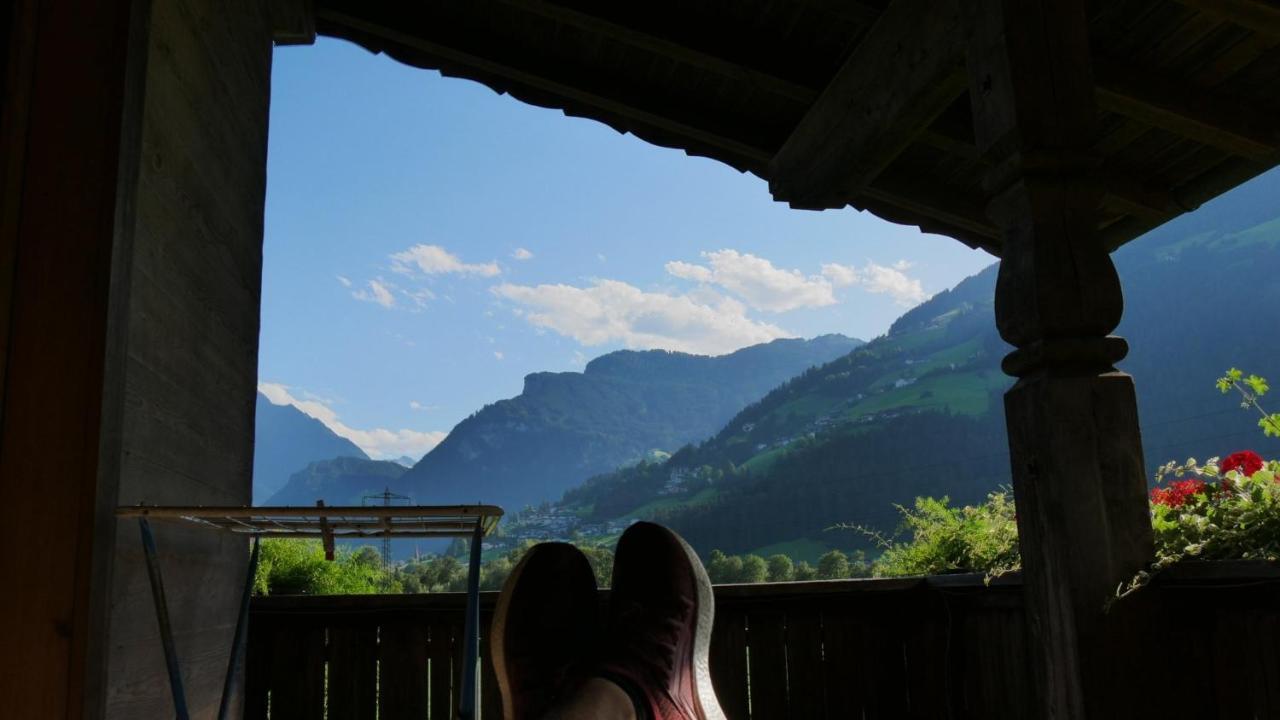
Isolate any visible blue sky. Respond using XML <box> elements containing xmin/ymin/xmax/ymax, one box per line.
<box><xmin>257</xmin><ymin>38</ymin><xmax>994</xmax><ymax>460</ymax></box>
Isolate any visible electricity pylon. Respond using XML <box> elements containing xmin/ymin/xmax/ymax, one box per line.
<box><xmin>362</xmin><ymin>486</ymin><xmax>410</xmax><ymax>568</ymax></box>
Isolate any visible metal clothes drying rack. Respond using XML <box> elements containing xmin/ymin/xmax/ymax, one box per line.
<box><xmin>116</xmin><ymin>503</ymin><xmax>504</xmax><ymax>720</ymax></box>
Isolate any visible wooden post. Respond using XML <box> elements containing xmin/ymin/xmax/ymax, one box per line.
<box><xmin>965</xmin><ymin>1</ymin><xmax>1155</xmax><ymax>717</ymax></box>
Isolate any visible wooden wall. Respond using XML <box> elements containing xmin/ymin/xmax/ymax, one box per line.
<box><xmin>96</xmin><ymin>0</ymin><xmax>273</xmax><ymax>717</ymax></box>
<box><xmin>0</xmin><ymin>0</ymin><xmax>147</xmax><ymax>717</ymax></box>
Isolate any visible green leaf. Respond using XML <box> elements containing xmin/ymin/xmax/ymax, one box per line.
<box><xmin>1245</xmin><ymin>374</ymin><xmax>1270</xmax><ymax>397</ymax></box>
<box><xmin>1262</xmin><ymin>414</ymin><xmax>1280</xmax><ymax>439</ymax></box>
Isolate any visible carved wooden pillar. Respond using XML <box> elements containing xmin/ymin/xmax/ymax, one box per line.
<box><xmin>966</xmin><ymin>1</ymin><xmax>1155</xmax><ymax>717</ymax></box>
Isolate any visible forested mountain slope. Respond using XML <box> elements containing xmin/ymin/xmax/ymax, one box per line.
<box><xmin>387</xmin><ymin>335</ymin><xmax>860</xmax><ymax>512</ymax></box>
<box><xmin>554</xmin><ymin>172</ymin><xmax>1280</xmax><ymax>558</ymax></box>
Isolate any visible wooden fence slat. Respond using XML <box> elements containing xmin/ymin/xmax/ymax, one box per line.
<box><xmin>242</xmin><ymin>620</ymin><xmax>272</xmax><ymax>720</ymax></box>
<box><xmin>783</xmin><ymin>610</ymin><xmax>826</xmax><ymax>719</ymax></box>
<box><xmin>327</xmin><ymin>624</ymin><xmax>378</xmax><ymax>720</ymax></box>
<box><xmin>960</xmin><ymin>606</ymin><xmax>1034</xmax><ymax>720</ymax></box>
<box><xmin>380</xmin><ymin>619</ymin><xmax>430</xmax><ymax>720</ymax></box>
<box><xmin>902</xmin><ymin>611</ymin><xmax>948</xmax><ymax>719</ymax></box>
<box><xmin>746</xmin><ymin>611</ymin><xmax>789</xmax><ymax>718</ymax></box>
<box><xmin>430</xmin><ymin>620</ymin><xmax>460</xmax><ymax>719</ymax></box>
<box><xmin>820</xmin><ymin>612</ymin><xmax>868</xmax><ymax>718</ymax></box>
<box><xmin>480</xmin><ymin>611</ymin><xmax>503</xmax><ymax>720</ymax></box>
<box><xmin>267</xmin><ymin>620</ymin><xmax>325</xmax><ymax>720</ymax></box>
<box><xmin>861</xmin><ymin>613</ymin><xmax>910</xmax><ymax>718</ymax></box>
<box><xmin>453</xmin><ymin>617</ymin><xmax>468</xmax><ymax>712</ymax></box>
<box><xmin>710</xmin><ymin>608</ymin><xmax>750</xmax><ymax>720</ymax></box>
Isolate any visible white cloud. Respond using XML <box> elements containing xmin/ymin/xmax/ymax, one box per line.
<box><xmin>402</xmin><ymin>287</ymin><xmax>435</xmax><ymax>309</ymax></box>
<box><xmin>409</xmin><ymin>400</ymin><xmax>424</xmax><ymax>410</ymax></box>
<box><xmin>493</xmin><ymin>351</ymin><xmax>504</xmax><ymax>360</ymax></box>
<box><xmin>492</xmin><ymin>279</ymin><xmax>791</xmax><ymax>355</ymax></box>
<box><xmin>352</xmin><ymin>279</ymin><xmax>396</xmax><ymax>308</ymax></box>
<box><xmin>665</xmin><ymin>250</ymin><xmax>836</xmax><ymax>313</ymax></box>
<box><xmin>664</xmin><ymin>260</ymin><xmax>713</xmax><ymax>283</ymax></box>
<box><xmin>511</xmin><ymin>247</ymin><xmax>534</xmax><ymax>261</ymax></box>
<box><xmin>820</xmin><ymin>263</ymin><xmax>859</xmax><ymax>287</ymax></box>
<box><xmin>336</xmin><ymin>275</ymin><xmax>352</xmax><ymax>288</ymax></box>
<box><xmin>860</xmin><ymin>261</ymin><xmax>927</xmax><ymax>305</ymax></box>
<box><xmin>821</xmin><ymin>261</ymin><xmax>927</xmax><ymax>306</ymax></box>
<box><xmin>391</xmin><ymin>244</ymin><xmax>500</xmax><ymax>277</ymax></box>
<box><xmin>259</xmin><ymin>382</ymin><xmax>447</xmax><ymax>459</ymax></box>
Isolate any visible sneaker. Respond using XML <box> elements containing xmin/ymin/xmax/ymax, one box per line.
<box><xmin>492</xmin><ymin>542</ymin><xmax>600</xmax><ymax>720</ymax></box>
<box><xmin>598</xmin><ymin>522</ymin><xmax>726</xmax><ymax>720</ymax></box>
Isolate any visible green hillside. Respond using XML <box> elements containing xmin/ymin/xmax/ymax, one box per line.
<box><xmin>517</xmin><ymin>171</ymin><xmax>1280</xmax><ymax>559</ymax></box>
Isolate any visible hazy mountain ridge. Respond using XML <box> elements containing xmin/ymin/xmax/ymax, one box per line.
<box><xmin>252</xmin><ymin>394</ymin><xmax>369</xmax><ymax>502</ymax></box>
<box><xmin>264</xmin><ymin>335</ymin><xmax>860</xmax><ymax>515</ymax></box>
<box><xmin>267</xmin><ymin>456</ymin><xmax>408</xmax><ymax>506</ymax></box>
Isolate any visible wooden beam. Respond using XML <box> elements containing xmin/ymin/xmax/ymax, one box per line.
<box><xmin>316</xmin><ymin>8</ymin><xmax>774</xmax><ymax>170</ymax></box>
<box><xmin>1094</xmin><ymin>59</ymin><xmax>1280</xmax><ymax>159</ymax></box>
<box><xmin>919</xmin><ymin>128</ymin><xmax>1192</xmax><ymax>223</ymax></box>
<box><xmin>271</xmin><ymin>0</ymin><xmax>316</xmax><ymax>46</ymax></box>
<box><xmin>858</xmin><ymin>173</ymin><xmax>998</xmax><ymax>243</ymax></box>
<box><xmin>499</xmin><ymin>0</ymin><xmax>820</xmax><ymax>104</ymax></box>
<box><xmin>769</xmin><ymin>0</ymin><xmax>968</xmax><ymax>209</ymax></box>
<box><xmin>1171</xmin><ymin>0</ymin><xmax>1280</xmax><ymax>39</ymax></box>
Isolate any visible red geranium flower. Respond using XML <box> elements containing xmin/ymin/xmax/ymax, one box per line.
<box><xmin>1150</xmin><ymin>478</ymin><xmax>1209</xmax><ymax>509</ymax></box>
<box><xmin>1221</xmin><ymin>450</ymin><xmax>1264</xmax><ymax>478</ymax></box>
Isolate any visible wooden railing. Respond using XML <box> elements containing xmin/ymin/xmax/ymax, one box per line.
<box><xmin>247</xmin><ymin>564</ymin><xmax>1280</xmax><ymax>719</ymax></box>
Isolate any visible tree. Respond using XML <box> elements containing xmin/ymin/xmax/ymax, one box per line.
<box><xmin>817</xmin><ymin>550</ymin><xmax>850</xmax><ymax>580</ymax></box>
<box><xmin>793</xmin><ymin>561</ymin><xmax>818</xmax><ymax>581</ymax></box>
<box><xmin>766</xmin><ymin>554</ymin><xmax>794</xmax><ymax>583</ymax></box>
<box><xmin>706</xmin><ymin>549</ymin><xmax>743</xmax><ymax>584</ymax></box>
<box><xmin>739</xmin><ymin>554</ymin><xmax>768</xmax><ymax>584</ymax></box>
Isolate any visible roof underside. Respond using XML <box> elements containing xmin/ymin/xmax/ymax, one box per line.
<box><xmin>314</xmin><ymin>0</ymin><xmax>1280</xmax><ymax>255</ymax></box>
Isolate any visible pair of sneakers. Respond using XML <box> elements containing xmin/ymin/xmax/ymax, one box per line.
<box><xmin>491</xmin><ymin>522</ymin><xmax>726</xmax><ymax>720</ymax></box>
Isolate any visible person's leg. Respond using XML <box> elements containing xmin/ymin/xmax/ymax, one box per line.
<box><xmin>495</xmin><ymin>524</ymin><xmax>724</xmax><ymax>720</ymax></box>
<box><xmin>541</xmin><ymin>677</ymin><xmax>637</xmax><ymax>720</ymax></box>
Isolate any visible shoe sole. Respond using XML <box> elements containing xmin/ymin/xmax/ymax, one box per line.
<box><xmin>667</xmin><ymin>528</ymin><xmax>728</xmax><ymax>720</ymax></box>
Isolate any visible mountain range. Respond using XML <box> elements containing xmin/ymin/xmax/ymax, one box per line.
<box><xmin>254</xmin><ymin>171</ymin><xmax>1280</xmax><ymax>565</ymax></box>
<box><xmin>514</xmin><ymin>171</ymin><xmax>1280</xmax><ymax>560</ymax></box>
<box><xmin>256</xmin><ymin>335</ymin><xmax>861</xmax><ymax>510</ymax></box>
<box><xmin>252</xmin><ymin>393</ymin><xmax>368</xmax><ymax>502</ymax></box>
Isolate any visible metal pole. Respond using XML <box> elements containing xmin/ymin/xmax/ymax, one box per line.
<box><xmin>458</xmin><ymin>521</ymin><xmax>484</xmax><ymax>719</ymax></box>
<box><xmin>138</xmin><ymin>518</ymin><xmax>191</xmax><ymax>720</ymax></box>
<box><xmin>217</xmin><ymin>535</ymin><xmax>261</xmax><ymax>720</ymax></box>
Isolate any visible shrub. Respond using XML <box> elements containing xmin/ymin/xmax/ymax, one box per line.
<box><xmin>864</xmin><ymin>491</ymin><xmax>1019</xmax><ymax>579</ymax></box>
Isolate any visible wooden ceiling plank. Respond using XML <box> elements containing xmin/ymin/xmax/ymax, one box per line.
<box><xmin>499</xmin><ymin>0</ymin><xmax>821</xmax><ymax>104</ymax></box>
<box><xmin>768</xmin><ymin>0</ymin><xmax>968</xmax><ymax>209</ymax></box>
<box><xmin>1094</xmin><ymin>59</ymin><xmax>1279</xmax><ymax>159</ymax></box>
<box><xmin>1171</xmin><ymin>0</ymin><xmax>1280</xmax><ymax>39</ymax></box>
<box><xmin>317</xmin><ymin>10</ymin><xmax>774</xmax><ymax>168</ymax></box>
